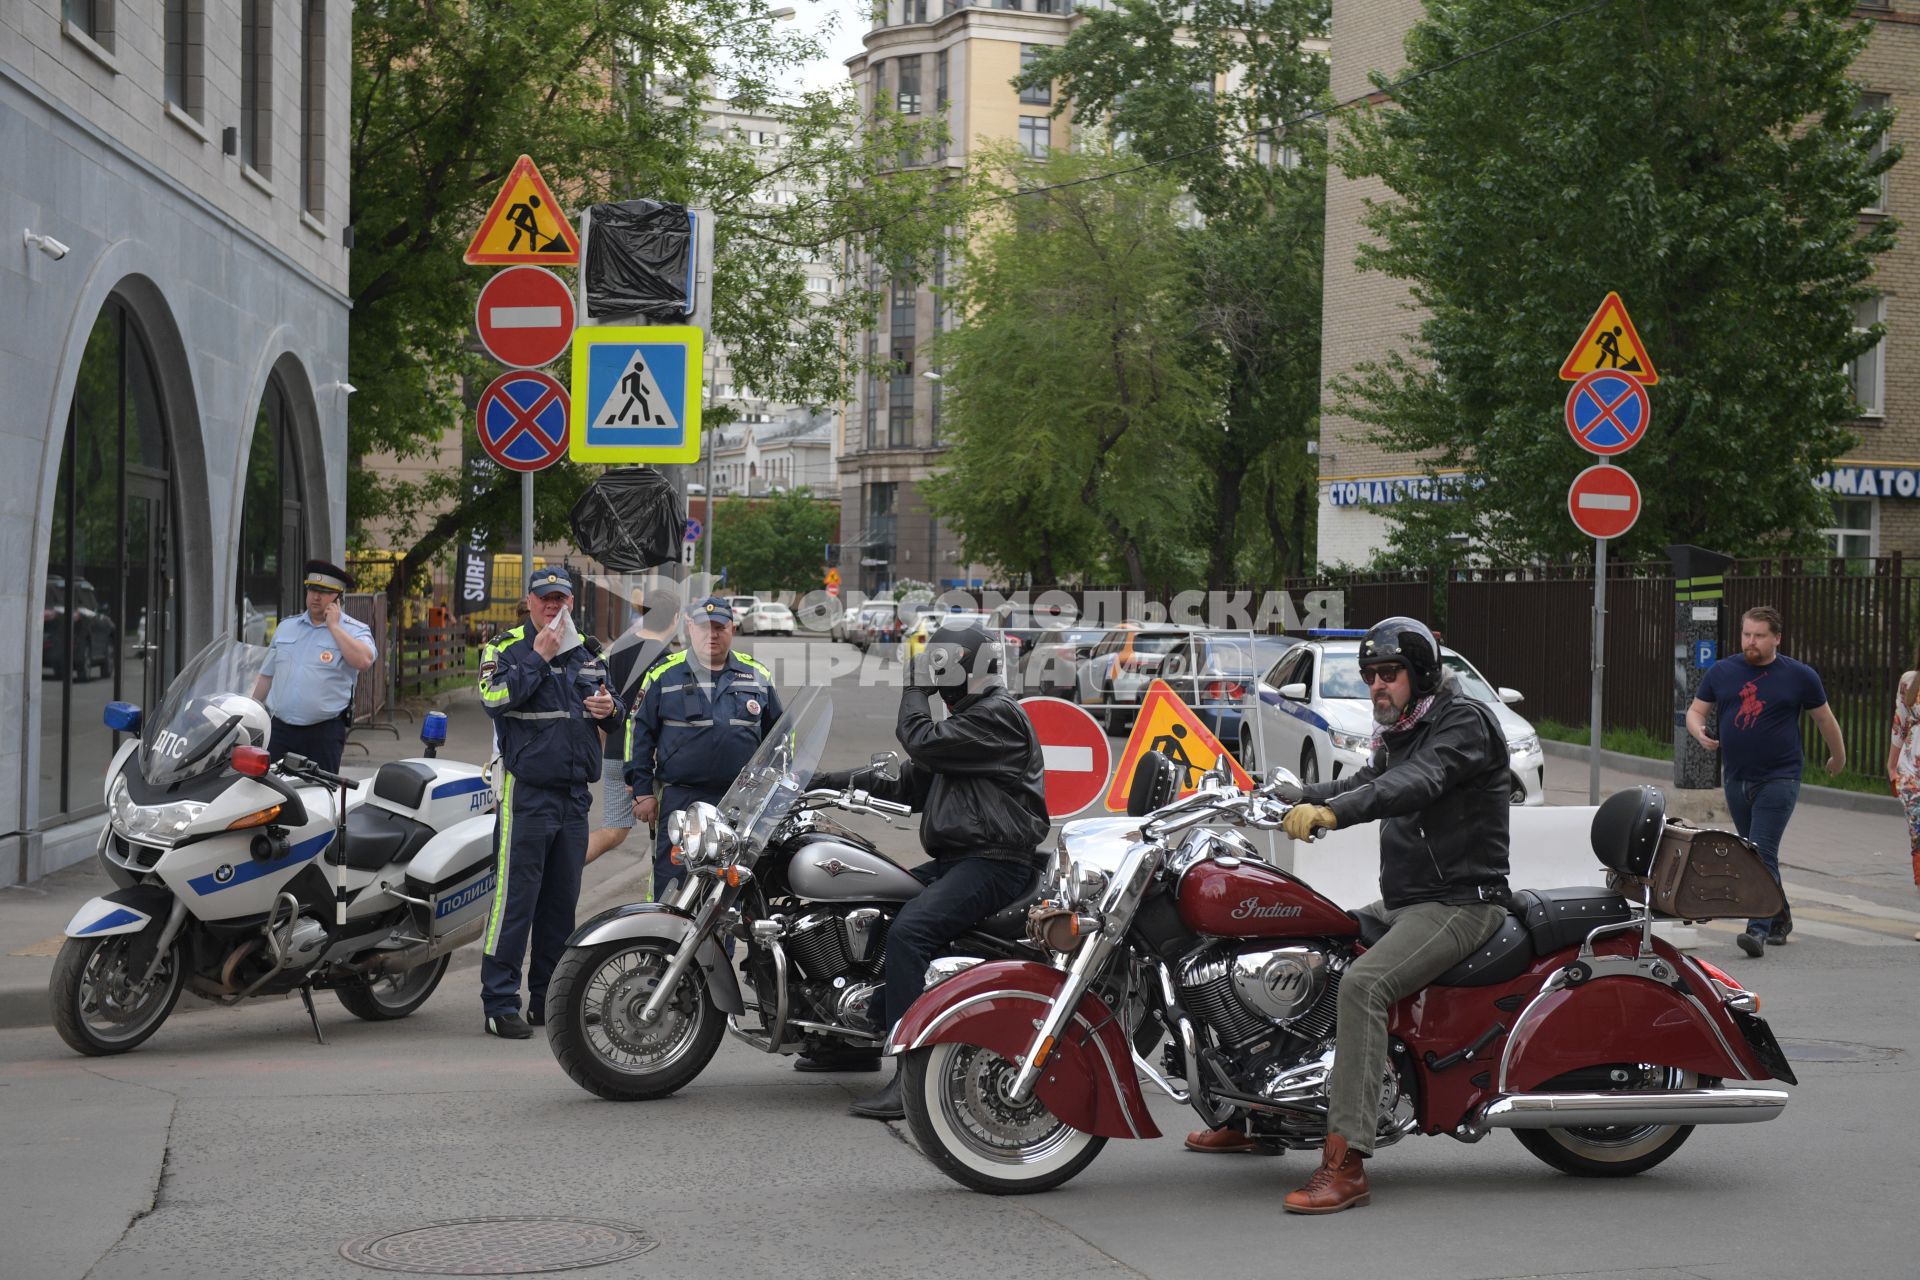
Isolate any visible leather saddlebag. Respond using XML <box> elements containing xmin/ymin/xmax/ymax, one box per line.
<box><xmin>1612</xmin><ymin>820</ymin><xmax>1785</xmax><ymax>921</ymax></box>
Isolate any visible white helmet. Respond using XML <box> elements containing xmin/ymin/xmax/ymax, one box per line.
<box><xmin>197</xmin><ymin>693</ymin><xmax>272</xmax><ymax>753</ymax></box>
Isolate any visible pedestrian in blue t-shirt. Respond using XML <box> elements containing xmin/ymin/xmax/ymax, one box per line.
<box><xmin>1686</xmin><ymin>606</ymin><xmax>1847</xmax><ymax>958</ymax></box>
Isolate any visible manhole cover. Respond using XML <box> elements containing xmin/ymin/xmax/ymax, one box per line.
<box><xmin>341</xmin><ymin>1216</ymin><xmax>659</xmax><ymax>1275</ymax></box>
<box><xmin>1777</xmin><ymin>1038</ymin><xmax>1903</xmax><ymax>1064</ymax></box>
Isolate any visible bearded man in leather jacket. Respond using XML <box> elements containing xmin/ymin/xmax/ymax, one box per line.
<box><xmin>812</xmin><ymin>618</ymin><xmax>1050</xmax><ymax>1119</ymax></box>
<box><xmin>1187</xmin><ymin>617</ymin><xmax>1513</xmax><ymax>1216</ymax></box>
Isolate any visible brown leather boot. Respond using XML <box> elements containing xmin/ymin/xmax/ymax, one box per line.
<box><xmin>1184</xmin><ymin>1126</ymin><xmax>1259</xmax><ymax>1154</ymax></box>
<box><xmin>1282</xmin><ymin>1135</ymin><xmax>1370</xmax><ymax>1215</ymax></box>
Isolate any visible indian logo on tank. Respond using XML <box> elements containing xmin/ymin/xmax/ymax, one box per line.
<box><xmin>1229</xmin><ymin>896</ymin><xmax>1303</xmax><ymax>921</ymax></box>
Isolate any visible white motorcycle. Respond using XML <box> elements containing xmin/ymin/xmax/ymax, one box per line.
<box><xmin>51</xmin><ymin>637</ymin><xmax>499</xmax><ymax>1055</ymax></box>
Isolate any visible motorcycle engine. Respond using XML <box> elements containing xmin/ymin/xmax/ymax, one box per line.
<box><xmin>281</xmin><ymin>916</ymin><xmax>329</xmax><ymax>967</ymax></box>
<box><xmin>1178</xmin><ymin>943</ymin><xmax>1340</xmax><ymax>1047</ymax></box>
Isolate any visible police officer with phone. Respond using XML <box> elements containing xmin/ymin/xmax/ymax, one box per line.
<box><xmin>248</xmin><ymin>560</ymin><xmax>376</xmax><ymax>772</ymax></box>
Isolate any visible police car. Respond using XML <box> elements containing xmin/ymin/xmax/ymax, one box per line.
<box><xmin>1243</xmin><ymin>632</ymin><xmax>1545</xmax><ymax>805</ymax></box>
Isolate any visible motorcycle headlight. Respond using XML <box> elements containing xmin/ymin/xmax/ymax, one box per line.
<box><xmin>108</xmin><ymin>774</ymin><xmax>206</xmax><ymax>846</ymax></box>
<box><xmin>669</xmin><ymin>801</ymin><xmax>733</xmax><ymax>872</ymax></box>
<box><xmin>1328</xmin><ymin>728</ymin><xmax>1372</xmax><ymax>752</ymax></box>
<box><xmin>1069</xmin><ymin>861</ymin><xmax>1110</xmax><ymax>909</ymax></box>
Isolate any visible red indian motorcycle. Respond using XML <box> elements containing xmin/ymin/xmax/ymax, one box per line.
<box><xmin>892</xmin><ymin>754</ymin><xmax>1795</xmax><ymax>1195</ymax></box>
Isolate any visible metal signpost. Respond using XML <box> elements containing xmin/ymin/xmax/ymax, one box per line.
<box><xmin>1561</xmin><ymin>294</ymin><xmax>1659</xmax><ymax>803</ymax></box>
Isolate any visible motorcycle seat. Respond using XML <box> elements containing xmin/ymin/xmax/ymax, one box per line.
<box><xmin>372</xmin><ymin>761</ymin><xmax>436</xmax><ymax>809</ymax></box>
<box><xmin>328</xmin><ymin>804</ymin><xmax>436</xmax><ymax>872</ymax></box>
<box><xmin>975</xmin><ymin>867</ymin><xmax>1051</xmax><ymax>940</ymax></box>
<box><xmin>1349</xmin><ymin>906</ymin><xmax>1537</xmax><ymax>987</ymax></box>
<box><xmin>1513</xmin><ymin>886</ymin><xmax>1635</xmax><ymax>954</ymax></box>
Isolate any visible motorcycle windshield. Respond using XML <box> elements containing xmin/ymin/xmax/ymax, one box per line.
<box><xmin>140</xmin><ymin>636</ymin><xmax>274</xmax><ymax>787</ymax></box>
<box><xmin>715</xmin><ymin>685</ymin><xmax>831</xmax><ymax>861</ymax></box>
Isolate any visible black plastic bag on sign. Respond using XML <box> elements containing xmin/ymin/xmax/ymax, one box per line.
<box><xmin>585</xmin><ymin>200</ymin><xmax>694</xmax><ymax>320</ymax></box>
<box><xmin>569</xmin><ymin>467</ymin><xmax>685</xmax><ymax>572</ymax></box>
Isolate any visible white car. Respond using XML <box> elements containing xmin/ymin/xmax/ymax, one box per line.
<box><xmin>1246</xmin><ymin>636</ymin><xmax>1546</xmax><ymax>805</ymax></box>
<box><xmin>742</xmin><ymin>600</ymin><xmax>795</xmax><ymax>636</ymax></box>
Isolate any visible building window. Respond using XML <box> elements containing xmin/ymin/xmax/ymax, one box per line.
<box><xmin>807</xmin><ymin>276</ymin><xmax>832</xmax><ymax>293</ymax></box>
<box><xmin>1822</xmin><ymin>496</ymin><xmax>1875</xmax><ymax>559</ymax></box>
<box><xmin>241</xmin><ymin>0</ymin><xmax>272</xmax><ymax>175</ymax></box>
<box><xmin>238</xmin><ymin>376</ymin><xmax>308</xmax><ymax>642</ymax></box>
<box><xmin>1858</xmin><ymin>91</ymin><xmax>1890</xmax><ymax>215</ymax></box>
<box><xmin>300</xmin><ymin>1</ymin><xmax>326</xmax><ymax>214</ymax></box>
<box><xmin>871</xmin><ymin>59</ymin><xmax>888</xmax><ymax>116</ymax></box>
<box><xmin>1033</xmin><ymin>0</ymin><xmax>1068</xmax><ymax>11</ymax></box>
<box><xmin>907</xmin><ymin>0</ymin><xmax>928</xmax><ymax>21</ymax></box>
<box><xmin>890</xmin><ymin>356</ymin><xmax>914</xmax><ymax>446</ymax></box>
<box><xmin>1019</xmin><ymin>46</ymin><xmax>1051</xmax><ymax>105</ymax></box>
<box><xmin>1849</xmin><ymin>297</ymin><xmax>1885</xmax><ymax>417</ymax></box>
<box><xmin>864</xmin><ymin>328</ymin><xmax>881</xmax><ymax>450</ymax></box>
<box><xmin>1256</xmin><ymin>134</ymin><xmax>1299</xmax><ymax>169</ymax></box>
<box><xmin>1018</xmin><ymin>115</ymin><xmax>1050</xmax><ymax>158</ymax></box>
<box><xmin>897</xmin><ymin>54</ymin><xmax>922</xmax><ymax>115</ymax></box>
<box><xmin>63</xmin><ymin>0</ymin><xmax>114</xmax><ymax>50</ymax></box>
<box><xmin>891</xmin><ymin>274</ymin><xmax>916</xmax><ymax>339</ymax></box>
<box><xmin>164</xmin><ymin>2</ymin><xmax>203</xmax><ymax>117</ymax></box>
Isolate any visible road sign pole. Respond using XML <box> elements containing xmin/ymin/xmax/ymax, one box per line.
<box><xmin>1590</xmin><ymin>535</ymin><xmax>1607</xmax><ymax>805</ymax></box>
<box><xmin>522</xmin><ymin>472</ymin><xmax>535</xmax><ymax>598</ymax></box>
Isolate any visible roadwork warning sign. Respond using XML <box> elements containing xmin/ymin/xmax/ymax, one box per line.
<box><xmin>1103</xmin><ymin>680</ymin><xmax>1253</xmax><ymax>812</ymax></box>
<box><xmin>1559</xmin><ymin>291</ymin><xmax>1659</xmax><ymax>384</ymax></box>
<box><xmin>464</xmin><ymin>155</ymin><xmax>581</xmax><ymax>266</ymax></box>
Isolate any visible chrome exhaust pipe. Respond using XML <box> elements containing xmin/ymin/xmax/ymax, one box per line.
<box><xmin>1477</xmin><ymin>1087</ymin><xmax>1788</xmax><ymax>1131</ymax></box>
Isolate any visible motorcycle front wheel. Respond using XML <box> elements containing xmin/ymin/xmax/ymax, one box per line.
<box><xmin>50</xmin><ymin>933</ymin><xmax>185</xmax><ymax>1056</ymax></box>
<box><xmin>545</xmin><ymin>940</ymin><xmax>722</xmax><ymax>1100</ymax></box>
<box><xmin>902</xmin><ymin>1043</ymin><xmax>1106</xmax><ymax>1195</ymax></box>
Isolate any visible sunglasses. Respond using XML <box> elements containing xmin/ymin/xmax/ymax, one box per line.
<box><xmin>1360</xmin><ymin>665</ymin><xmax>1406</xmax><ymax>687</ymax></box>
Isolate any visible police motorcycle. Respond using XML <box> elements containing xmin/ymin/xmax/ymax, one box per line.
<box><xmin>545</xmin><ymin>686</ymin><xmax>1143</xmax><ymax>1101</ymax></box>
<box><xmin>51</xmin><ymin>636</ymin><xmax>499</xmax><ymax>1056</ymax></box>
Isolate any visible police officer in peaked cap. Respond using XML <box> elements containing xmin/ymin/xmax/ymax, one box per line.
<box><xmin>624</xmin><ymin>596</ymin><xmax>784</xmax><ymax>902</ymax></box>
<box><xmin>249</xmin><ymin>559</ymin><xmax>376</xmax><ymax>772</ymax></box>
<box><xmin>476</xmin><ymin>566</ymin><xmax>624</xmax><ymax>1039</ymax></box>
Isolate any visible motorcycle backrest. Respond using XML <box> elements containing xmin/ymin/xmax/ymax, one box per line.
<box><xmin>1127</xmin><ymin>750</ymin><xmax>1179</xmax><ymax>818</ymax></box>
<box><xmin>1589</xmin><ymin>784</ymin><xmax>1666</xmax><ymax>876</ymax></box>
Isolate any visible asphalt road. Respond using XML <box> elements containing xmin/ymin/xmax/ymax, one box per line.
<box><xmin>4</xmin><ymin>640</ymin><xmax>1916</xmax><ymax>1279</ymax></box>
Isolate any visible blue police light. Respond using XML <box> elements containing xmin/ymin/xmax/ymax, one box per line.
<box><xmin>421</xmin><ymin>711</ymin><xmax>449</xmax><ymax>748</ymax></box>
<box><xmin>1306</xmin><ymin>629</ymin><xmax>1368</xmax><ymax>639</ymax></box>
<box><xmin>103</xmin><ymin>702</ymin><xmax>143</xmax><ymax>734</ymax></box>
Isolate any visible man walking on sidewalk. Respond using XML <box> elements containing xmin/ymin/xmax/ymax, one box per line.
<box><xmin>1687</xmin><ymin>605</ymin><xmax>1847</xmax><ymax>957</ymax></box>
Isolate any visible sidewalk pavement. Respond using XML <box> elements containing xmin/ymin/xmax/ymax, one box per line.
<box><xmin>0</xmin><ymin>686</ymin><xmax>664</xmax><ymax>1031</ymax></box>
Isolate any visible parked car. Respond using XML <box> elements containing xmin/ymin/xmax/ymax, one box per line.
<box><xmin>726</xmin><ymin>595</ymin><xmax>758</xmax><ymax>622</ymax></box>
<box><xmin>1073</xmin><ymin>624</ymin><xmax>1194</xmax><ymax>734</ymax></box>
<box><xmin>43</xmin><ymin>575</ymin><xmax>115</xmax><ymax>682</ymax></box>
<box><xmin>1023</xmin><ymin>626</ymin><xmax>1108</xmax><ymax>698</ymax></box>
<box><xmin>1159</xmin><ymin>632</ymin><xmax>1301</xmax><ymax>748</ymax></box>
<box><xmin>742</xmin><ymin>600</ymin><xmax>796</xmax><ymax>636</ymax></box>
<box><xmin>898</xmin><ymin>610</ymin><xmax>991</xmax><ymax>666</ymax></box>
<box><xmin>850</xmin><ymin>602</ymin><xmax>900</xmax><ymax>653</ymax></box>
<box><xmin>987</xmin><ymin>602</ymin><xmax>1080</xmax><ymax>694</ymax></box>
<box><xmin>1245</xmin><ymin>634</ymin><xmax>1545</xmax><ymax>804</ymax></box>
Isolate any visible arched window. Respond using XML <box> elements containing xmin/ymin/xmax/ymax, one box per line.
<box><xmin>41</xmin><ymin>299</ymin><xmax>176</xmax><ymax>820</ymax></box>
<box><xmin>237</xmin><ymin>375</ymin><xmax>307</xmax><ymax>641</ymax></box>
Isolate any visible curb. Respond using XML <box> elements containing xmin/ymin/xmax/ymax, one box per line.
<box><xmin>1539</xmin><ymin>739</ymin><xmax>1903</xmax><ymax>817</ymax></box>
<box><xmin>0</xmin><ymin>847</ymin><xmax>661</xmax><ymax>1034</ymax></box>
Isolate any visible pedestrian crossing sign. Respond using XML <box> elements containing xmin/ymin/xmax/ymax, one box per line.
<box><xmin>1559</xmin><ymin>291</ymin><xmax>1659</xmax><ymax>384</ymax></box>
<box><xmin>1103</xmin><ymin>680</ymin><xmax>1252</xmax><ymax>812</ymax></box>
<box><xmin>464</xmin><ymin>155</ymin><xmax>581</xmax><ymax>266</ymax></box>
<box><xmin>568</xmin><ymin>325</ymin><xmax>703</xmax><ymax>463</ymax></box>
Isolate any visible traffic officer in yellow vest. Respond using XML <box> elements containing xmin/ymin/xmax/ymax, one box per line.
<box><xmin>477</xmin><ymin>567</ymin><xmax>623</xmax><ymax>1040</ymax></box>
<box><xmin>625</xmin><ymin>596</ymin><xmax>783</xmax><ymax>900</ymax></box>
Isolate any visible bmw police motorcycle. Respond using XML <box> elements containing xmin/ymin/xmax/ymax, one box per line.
<box><xmin>546</xmin><ymin>686</ymin><xmax>1142</xmax><ymax>1102</ymax></box>
<box><xmin>51</xmin><ymin>637</ymin><xmax>499</xmax><ymax>1055</ymax></box>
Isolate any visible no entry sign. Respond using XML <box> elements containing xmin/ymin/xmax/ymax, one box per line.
<box><xmin>1567</xmin><ymin>463</ymin><xmax>1642</xmax><ymax>540</ymax></box>
<box><xmin>476</xmin><ymin>267</ymin><xmax>576</xmax><ymax>370</ymax></box>
<box><xmin>1019</xmin><ymin>696</ymin><xmax>1112</xmax><ymax>819</ymax></box>
<box><xmin>477</xmin><ymin>370</ymin><xmax>569</xmax><ymax>472</ymax></box>
<box><xmin>1564</xmin><ymin>369</ymin><xmax>1649</xmax><ymax>456</ymax></box>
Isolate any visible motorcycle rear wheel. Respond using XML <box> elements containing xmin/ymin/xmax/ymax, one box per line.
<box><xmin>545</xmin><ymin>940</ymin><xmax>722</xmax><ymax>1101</ymax></box>
<box><xmin>1513</xmin><ymin>1066</ymin><xmax>1698</xmax><ymax>1177</ymax></box>
<box><xmin>50</xmin><ymin>933</ymin><xmax>185</xmax><ymax>1056</ymax></box>
<box><xmin>335</xmin><ymin>954</ymin><xmax>449</xmax><ymax>1021</ymax></box>
<box><xmin>902</xmin><ymin>1043</ymin><xmax>1106</xmax><ymax>1195</ymax></box>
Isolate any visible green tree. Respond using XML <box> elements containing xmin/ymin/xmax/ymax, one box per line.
<box><xmin>711</xmin><ymin>489</ymin><xmax>840</xmax><ymax>593</ymax></box>
<box><xmin>1018</xmin><ymin>0</ymin><xmax>1331</xmax><ymax>586</ymax></box>
<box><xmin>923</xmin><ymin>145</ymin><xmax>1217</xmax><ymax>590</ymax></box>
<box><xmin>348</xmin><ymin>0</ymin><xmax>963</xmax><ymax>609</ymax></box>
<box><xmin>1333</xmin><ymin>0</ymin><xmax>1898</xmax><ymax>566</ymax></box>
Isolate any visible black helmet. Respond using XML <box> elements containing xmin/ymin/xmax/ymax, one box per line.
<box><xmin>920</xmin><ymin>619</ymin><xmax>1004</xmax><ymax>704</ymax></box>
<box><xmin>1358</xmin><ymin>616</ymin><xmax>1443</xmax><ymax>696</ymax></box>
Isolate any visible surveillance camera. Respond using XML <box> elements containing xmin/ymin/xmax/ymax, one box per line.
<box><xmin>341</xmin><ymin>383</ymin><xmax>358</xmax><ymax>396</ymax></box>
<box><xmin>23</xmin><ymin>230</ymin><xmax>69</xmax><ymax>260</ymax></box>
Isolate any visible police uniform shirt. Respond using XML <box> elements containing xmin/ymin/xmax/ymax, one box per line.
<box><xmin>624</xmin><ymin>650</ymin><xmax>782</xmax><ymax>794</ymax></box>
<box><xmin>261</xmin><ymin>611</ymin><xmax>376</xmax><ymax>726</ymax></box>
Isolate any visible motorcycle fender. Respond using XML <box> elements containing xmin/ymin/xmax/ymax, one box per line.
<box><xmin>891</xmin><ymin>959</ymin><xmax>1160</xmax><ymax>1141</ymax></box>
<box><xmin>565</xmin><ymin>902</ymin><xmax>743</xmax><ymax>1015</ymax></box>
<box><xmin>1503</xmin><ymin>974</ymin><xmax>1768</xmax><ymax>1092</ymax></box>
<box><xmin>65</xmin><ymin>884</ymin><xmax>174</xmax><ymax>938</ymax></box>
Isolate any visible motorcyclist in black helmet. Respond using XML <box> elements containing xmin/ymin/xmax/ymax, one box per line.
<box><xmin>809</xmin><ymin>617</ymin><xmax>1050</xmax><ymax>1118</ymax></box>
<box><xmin>1188</xmin><ymin>617</ymin><xmax>1514</xmax><ymax>1218</ymax></box>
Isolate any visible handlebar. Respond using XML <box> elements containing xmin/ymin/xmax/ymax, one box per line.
<box><xmin>798</xmin><ymin>786</ymin><xmax>913</xmax><ymax>819</ymax></box>
<box><xmin>278</xmin><ymin>753</ymin><xmax>348</xmax><ymax>790</ymax></box>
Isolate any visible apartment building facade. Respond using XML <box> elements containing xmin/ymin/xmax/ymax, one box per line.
<box><xmin>3</xmin><ymin>0</ymin><xmax>352</xmax><ymax>882</ymax></box>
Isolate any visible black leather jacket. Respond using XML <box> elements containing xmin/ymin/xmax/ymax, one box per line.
<box><xmin>1302</xmin><ymin>678</ymin><xmax>1512</xmax><ymax>909</ymax></box>
<box><xmin>822</xmin><ymin>685</ymin><xmax>1050</xmax><ymax>867</ymax></box>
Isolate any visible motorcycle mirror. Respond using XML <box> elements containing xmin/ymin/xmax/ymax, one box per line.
<box><xmin>869</xmin><ymin>750</ymin><xmax>900</xmax><ymax>781</ymax></box>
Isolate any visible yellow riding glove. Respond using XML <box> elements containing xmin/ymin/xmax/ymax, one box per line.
<box><xmin>1282</xmin><ymin>804</ymin><xmax>1338</xmax><ymax>842</ymax></box>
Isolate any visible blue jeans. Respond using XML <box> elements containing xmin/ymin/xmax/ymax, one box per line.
<box><xmin>1723</xmin><ymin>776</ymin><xmax>1798</xmax><ymax>935</ymax></box>
<box><xmin>876</xmin><ymin>857</ymin><xmax>1035</xmax><ymax>1037</ymax></box>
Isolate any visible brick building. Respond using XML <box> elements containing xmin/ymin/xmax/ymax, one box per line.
<box><xmin>1316</xmin><ymin>1</ymin><xmax>1918</xmax><ymax>566</ymax></box>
